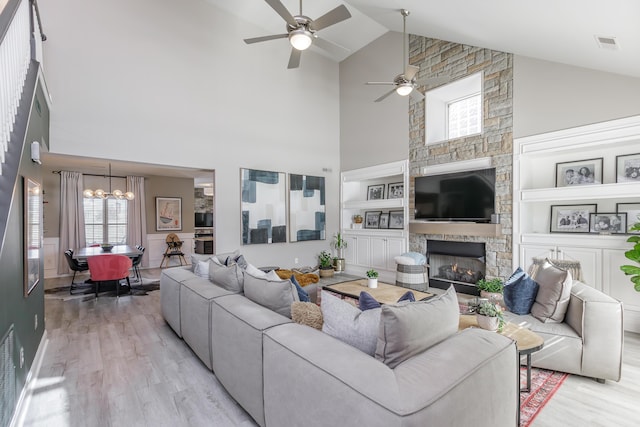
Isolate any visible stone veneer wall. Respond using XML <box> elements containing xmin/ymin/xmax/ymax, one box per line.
<box><xmin>408</xmin><ymin>36</ymin><xmax>514</xmax><ymax>280</ymax></box>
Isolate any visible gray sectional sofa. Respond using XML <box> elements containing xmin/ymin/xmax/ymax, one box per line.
<box><xmin>161</xmin><ymin>263</ymin><xmax>519</xmax><ymax>427</ymax></box>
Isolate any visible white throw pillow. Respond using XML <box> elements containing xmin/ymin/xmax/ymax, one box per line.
<box><xmin>246</xmin><ymin>263</ymin><xmax>267</xmax><ymax>278</ymax></box>
<box><xmin>193</xmin><ymin>260</ymin><xmax>210</xmax><ymax>278</ymax></box>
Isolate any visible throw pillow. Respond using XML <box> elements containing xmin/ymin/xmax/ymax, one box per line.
<box><xmin>530</xmin><ymin>259</ymin><xmax>573</xmax><ymax>323</ymax></box>
<box><xmin>401</xmin><ymin>252</ymin><xmax>427</xmax><ymax>265</ymax></box>
<box><xmin>358</xmin><ymin>290</ymin><xmax>416</xmax><ymax>311</ymax></box>
<box><xmin>375</xmin><ymin>285</ymin><xmax>459</xmax><ymax>369</ymax></box>
<box><xmin>291</xmin><ymin>302</ymin><xmax>323</xmax><ymax>329</ymax></box>
<box><xmin>208</xmin><ymin>260</ymin><xmax>244</xmax><ymax>293</ymax></box>
<box><xmin>193</xmin><ymin>260</ymin><xmax>210</xmax><ymax>278</ymax></box>
<box><xmin>321</xmin><ymin>291</ymin><xmax>381</xmax><ymax>356</ymax></box>
<box><xmin>225</xmin><ymin>254</ymin><xmax>248</xmax><ymax>270</ymax></box>
<box><xmin>243</xmin><ymin>272</ymin><xmax>299</xmax><ymax>318</ymax></box>
<box><xmin>190</xmin><ymin>254</ymin><xmax>212</xmax><ymax>271</ymax></box>
<box><xmin>245</xmin><ymin>263</ymin><xmax>266</xmax><ymax>278</ymax></box>
<box><xmin>503</xmin><ymin>267</ymin><xmax>539</xmax><ymax>315</ymax></box>
<box><xmin>290</xmin><ymin>275</ymin><xmax>310</xmax><ymax>302</ymax></box>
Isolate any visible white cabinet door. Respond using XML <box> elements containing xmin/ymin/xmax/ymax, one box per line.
<box><xmin>370</xmin><ymin>237</ymin><xmax>387</xmax><ymax>270</ymax></box>
<box><xmin>386</xmin><ymin>237</ymin><xmax>406</xmax><ymax>270</ymax></box>
<box><xmin>556</xmin><ymin>246</ymin><xmax>601</xmax><ymax>290</ymax></box>
<box><xmin>355</xmin><ymin>235</ymin><xmax>371</xmax><ymax>266</ymax></box>
<box><xmin>342</xmin><ymin>234</ymin><xmax>358</xmax><ymax>266</ymax></box>
<box><xmin>603</xmin><ymin>248</ymin><xmax>640</xmax><ymax>333</ymax></box>
<box><xmin>519</xmin><ymin>245</ymin><xmax>555</xmax><ymax>271</ymax></box>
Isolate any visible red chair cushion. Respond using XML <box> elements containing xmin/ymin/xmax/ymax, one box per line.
<box><xmin>87</xmin><ymin>254</ymin><xmax>133</xmax><ymax>281</ymax></box>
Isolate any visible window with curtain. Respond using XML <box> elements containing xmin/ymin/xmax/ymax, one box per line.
<box><xmin>84</xmin><ymin>198</ymin><xmax>128</xmax><ymax>245</ymax></box>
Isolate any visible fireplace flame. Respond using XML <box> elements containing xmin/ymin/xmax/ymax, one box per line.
<box><xmin>452</xmin><ymin>264</ymin><xmax>458</xmax><ymax>272</ymax></box>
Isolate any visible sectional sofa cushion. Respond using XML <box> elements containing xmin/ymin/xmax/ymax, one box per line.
<box><xmin>375</xmin><ymin>285</ymin><xmax>459</xmax><ymax>368</ymax></box>
<box><xmin>243</xmin><ymin>272</ymin><xmax>300</xmax><ymax>318</ymax></box>
<box><xmin>503</xmin><ymin>267</ymin><xmax>539</xmax><ymax>315</ymax></box>
<box><xmin>321</xmin><ymin>291</ymin><xmax>381</xmax><ymax>356</ymax></box>
<box><xmin>530</xmin><ymin>259</ymin><xmax>572</xmax><ymax>323</ymax></box>
<box><xmin>209</xmin><ymin>258</ymin><xmax>244</xmax><ymax>293</ymax></box>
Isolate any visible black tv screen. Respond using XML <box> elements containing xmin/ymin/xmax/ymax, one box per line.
<box><xmin>195</xmin><ymin>212</ymin><xmax>213</xmax><ymax>227</ymax></box>
<box><xmin>414</xmin><ymin>168</ymin><xmax>496</xmax><ymax>222</ymax></box>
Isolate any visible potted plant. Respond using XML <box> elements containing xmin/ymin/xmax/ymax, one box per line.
<box><xmin>352</xmin><ymin>214</ymin><xmax>363</xmax><ymax>229</ymax></box>
<box><xmin>476</xmin><ymin>277</ymin><xmax>504</xmax><ymax>307</ymax></box>
<box><xmin>476</xmin><ymin>301</ymin><xmax>505</xmax><ymax>332</ymax></box>
<box><xmin>620</xmin><ymin>218</ymin><xmax>640</xmax><ymax>292</ymax></box>
<box><xmin>318</xmin><ymin>250</ymin><xmax>334</xmax><ymax>278</ymax></box>
<box><xmin>331</xmin><ymin>232</ymin><xmax>348</xmax><ymax>272</ymax></box>
<box><xmin>366</xmin><ymin>269</ymin><xmax>379</xmax><ymax>288</ymax></box>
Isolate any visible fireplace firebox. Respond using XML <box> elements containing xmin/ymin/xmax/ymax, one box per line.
<box><xmin>426</xmin><ymin>240</ymin><xmax>486</xmax><ymax>295</ymax></box>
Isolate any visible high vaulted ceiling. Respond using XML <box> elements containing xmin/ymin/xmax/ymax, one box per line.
<box><xmin>207</xmin><ymin>0</ymin><xmax>640</xmax><ymax>78</ymax></box>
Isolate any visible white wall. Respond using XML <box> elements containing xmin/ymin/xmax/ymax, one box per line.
<box><xmin>513</xmin><ymin>56</ymin><xmax>640</xmax><ymax>138</ymax></box>
<box><xmin>39</xmin><ymin>0</ymin><xmax>341</xmax><ymax>267</ymax></box>
<box><xmin>339</xmin><ymin>32</ymin><xmax>409</xmax><ymax>171</ymax></box>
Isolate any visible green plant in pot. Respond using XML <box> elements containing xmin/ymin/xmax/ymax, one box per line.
<box><xmin>366</xmin><ymin>268</ymin><xmax>379</xmax><ymax>289</ymax></box>
<box><xmin>331</xmin><ymin>232</ymin><xmax>348</xmax><ymax>272</ymax></box>
<box><xmin>620</xmin><ymin>218</ymin><xmax>640</xmax><ymax>292</ymax></box>
<box><xmin>476</xmin><ymin>277</ymin><xmax>505</xmax><ymax>307</ymax></box>
<box><xmin>476</xmin><ymin>301</ymin><xmax>505</xmax><ymax>332</ymax></box>
<box><xmin>318</xmin><ymin>250</ymin><xmax>334</xmax><ymax>278</ymax></box>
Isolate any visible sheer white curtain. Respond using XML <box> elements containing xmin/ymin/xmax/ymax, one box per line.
<box><xmin>57</xmin><ymin>171</ymin><xmax>86</xmax><ymax>274</ymax></box>
<box><xmin>126</xmin><ymin>176</ymin><xmax>147</xmax><ymax>267</ymax></box>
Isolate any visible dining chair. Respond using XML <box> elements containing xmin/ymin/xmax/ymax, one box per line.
<box><xmin>64</xmin><ymin>249</ymin><xmax>91</xmax><ymax>294</ymax></box>
<box><xmin>130</xmin><ymin>245</ymin><xmax>145</xmax><ymax>283</ymax></box>
<box><xmin>87</xmin><ymin>254</ymin><xmax>133</xmax><ymax>298</ymax></box>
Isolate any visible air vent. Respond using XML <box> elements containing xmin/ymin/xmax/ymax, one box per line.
<box><xmin>595</xmin><ymin>35</ymin><xmax>620</xmax><ymax>50</ymax></box>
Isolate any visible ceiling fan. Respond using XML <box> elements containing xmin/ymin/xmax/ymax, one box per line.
<box><xmin>244</xmin><ymin>0</ymin><xmax>352</xmax><ymax>69</ymax></box>
<box><xmin>366</xmin><ymin>9</ymin><xmax>449</xmax><ymax>102</ymax></box>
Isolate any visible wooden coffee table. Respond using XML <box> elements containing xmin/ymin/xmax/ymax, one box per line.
<box><xmin>322</xmin><ymin>280</ymin><xmax>433</xmax><ymax>305</ymax></box>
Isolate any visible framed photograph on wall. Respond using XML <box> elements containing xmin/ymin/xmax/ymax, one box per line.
<box><xmin>24</xmin><ymin>177</ymin><xmax>42</xmax><ymax>296</ymax></box>
<box><xmin>156</xmin><ymin>197</ymin><xmax>182</xmax><ymax>231</ymax></box>
<box><xmin>379</xmin><ymin>212</ymin><xmax>390</xmax><ymax>229</ymax></box>
<box><xmin>550</xmin><ymin>204</ymin><xmax>596</xmax><ymax>233</ymax></box>
<box><xmin>616</xmin><ymin>153</ymin><xmax>640</xmax><ymax>183</ymax></box>
<box><xmin>555</xmin><ymin>158</ymin><xmax>603</xmax><ymax>187</ymax></box>
<box><xmin>364</xmin><ymin>211</ymin><xmax>382</xmax><ymax>229</ymax></box>
<box><xmin>367</xmin><ymin>184</ymin><xmax>385</xmax><ymax>200</ymax></box>
<box><xmin>616</xmin><ymin>203</ymin><xmax>640</xmax><ymax>233</ymax></box>
<box><xmin>589</xmin><ymin>213</ymin><xmax>626</xmax><ymax>234</ymax></box>
<box><xmin>387</xmin><ymin>182</ymin><xmax>404</xmax><ymax>199</ymax></box>
<box><xmin>389</xmin><ymin>210</ymin><xmax>404</xmax><ymax>229</ymax></box>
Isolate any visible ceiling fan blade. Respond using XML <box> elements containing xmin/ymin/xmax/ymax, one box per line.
<box><xmin>244</xmin><ymin>33</ymin><xmax>288</xmax><ymax>44</ymax></box>
<box><xmin>288</xmin><ymin>48</ymin><xmax>302</xmax><ymax>69</ymax></box>
<box><xmin>264</xmin><ymin>0</ymin><xmax>298</xmax><ymax>27</ymax></box>
<box><xmin>310</xmin><ymin>5</ymin><xmax>351</xmax><ymax>31</ymax></box>
<box><xmin>410</xmin><ymin>89</ymin><xmax>425</xmax><ymax>101</ymax></box>
<box><xmin>374</xmin><ymin>88</ymin><xmax>397</xmax><ymax>103</ymax></box>
<box><xmin>313</xmin><ymin>37</ymin><xmax>350</xmax><ymax>56</ymax></box>
<box><xmin>415</xmin><ymin>76</ymin><xmax>451</xmax><ymax>86</ymax></box>
<box><xmin>365</xmin><ymin>81</ymin><xmax>395</xmax><ymax>85</ymax></box>
<box><xmin>404</xmin><ymin>65</ymin><xmax>419</xmax><ymax>81</ymax></box>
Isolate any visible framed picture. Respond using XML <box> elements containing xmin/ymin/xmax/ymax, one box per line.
<box><xmin>379</xmin><ymin>213</ymin><xmax>390</xmax><ymax>229</ymax></box>
<box><xmin>241</xmin><ymin>168</ymin><xmax>287</xmax><ymax>244</ymax></box>
<box><xmin>364</xmin><ymin>211</ymin><xmax>382</xmax><ymax>229</ymax></box>
<box><xmin>555</xmin><ymin>158</ymin><xmax>603</xmax><ymax>187</ymax></box>
<box><xmin>156</xmin><ymin>197</ymin><xmax>182</xmax><ymax>231</ymax></box>
<box><xmin>616</xmin><ymin>203</ymin><xmax>640</xmax><ymax>233</ymax></box>
<box><xmin>389</xmin><ymin>210</ymin><xmax>404</xmax><ymax>229</ymax></box>
<box><xmin>367</xmin><ymin>184</ymin><xmax>385</xmax><ymax>200</ymax></box>
<box><xmin>616</xmin><ymin>153</ymin><xmax>640</xmax><ymax>183</ymax></box>
<box><xmin>289</xmin><ymin>174</ymin><xmax>325</xmax><ymax>242</ymax></box>
<box><xmin>24</xmin><ymin>177</ymin><xmax>42</xmax><ymax>296</ymax></box>
<box><xmin>387</xmin><ymin>182</ymin><xmax>404</xmax><ymax>199</ymax></box>
<box><xmin>589</xmin><ymin>213</ymin><xmax>626</xmax><ymax>234</ymax></box>
<box><xmin>550</xmin><ymin>204</ymin><xmax>596</xmax><ymax>233</ymax></box>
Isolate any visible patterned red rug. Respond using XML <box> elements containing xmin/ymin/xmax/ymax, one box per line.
<box><xmin>520</xmin><ymin>367</ymin><xmax>568</xmax><ymax>426</ymax></box>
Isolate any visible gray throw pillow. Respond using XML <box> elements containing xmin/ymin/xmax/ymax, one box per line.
<box><xmin>209</xmin><ymin>258</ymin><xmax>244</xmax><ymax>293</ymax></box>
<box><xmin>375</xmin><ymin>285</ymin><xmax>459</xmax><ymax>369</ymax></box>
<box><xmin>321</xmin><ymin>291</ymin><xmax>381</xmax><ymax>356</ymax></box>
<box><xmin>190</xmin><ymin>254</ymin><xmax>212</xmax><ymax>272</ymax></box>
<box><xmin>243</xmin><ymin>272</ymin><xmax>299</xmax><ymax>318</ymax></box>
<box><xmin>530</xmin><ymin>259</ymin><xmax>572</xmax><ymax>323</ymax></box>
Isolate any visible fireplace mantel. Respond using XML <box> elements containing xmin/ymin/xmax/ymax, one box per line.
<box><xmin>409</xmin><ymin>221</ymin><xmax>502</xmax><ymax>237</ymax></box>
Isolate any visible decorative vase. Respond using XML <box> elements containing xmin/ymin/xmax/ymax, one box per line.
<box><xmin>476</xmin><ymin>314</ymin><xmax>499</xmax><ymax>331</ymax></box>
<box><xmin>480</xmin><ymin>291</ymin><xmax>504</xmax><ymax>308</ymax></box>
<box><xmin>319</xmin><ymin>268</ymin><xmax>334</xmax><ymax>278</ymax></box>
<box><xmin>367</xmin><ymin>278</ymin><xmax>378</xmax><ymax>288</ymax></box>
<box><xmin>333</xmin><ymin>258</ymin><xmax>345</xmax><ymax>273</ymax></box>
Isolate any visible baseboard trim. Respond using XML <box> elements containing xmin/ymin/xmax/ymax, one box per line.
<box><xmin>10</xmin><ymin>330</ymin><xmax>48</xmax><ymax>427</ymax></box>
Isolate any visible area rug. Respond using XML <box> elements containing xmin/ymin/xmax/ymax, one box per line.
<box><xmin>45</xmin><ymin>278</ymin><xmax>160</xmax><ymax>301</ymax></box>
<box><xmin>520</xmin><ymin>367</ymin><xmax>568</xmax><ymax>426</ymax></box>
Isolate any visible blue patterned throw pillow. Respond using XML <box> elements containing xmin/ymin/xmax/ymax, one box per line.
<box><xmin>290</xmin><ymin>275</ymin><xmax>310</xmax><ymax>302</ymax></box>
<box><xmin>503</xmin><ymin>267</ymin><xmax>539</xmax><ymax>315</ymax></box>
<box><xmin>359</xmin><ymin>290</ymin><xmax>416</xmax><ymax>311</ymax></box>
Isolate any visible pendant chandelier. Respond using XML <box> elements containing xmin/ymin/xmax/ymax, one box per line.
<box><xmin>83</xmin><ymin>163</ymin><xmax>134</xmax><ymax>200</ymax></box>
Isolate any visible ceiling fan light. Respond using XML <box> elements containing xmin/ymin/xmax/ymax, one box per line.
<box><xmin>396</xmin><ymin>84</ymin><xmax>413</xmax><ymax>97</ymax></box>
<box><xmin>289</xmin><ymin>29</ymin><xmax>313</xmax><ymax>50</ymax></box>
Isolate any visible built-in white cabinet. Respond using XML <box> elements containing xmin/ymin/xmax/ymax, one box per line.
<box><xmin>341</xmin><ymin>160</ymin><xmax>409</xmax><ymax>283</ymax></box>
<box><xmin>513</xmin><ymin>115</ymin><xmax>640</xmax><ymax>332</ymax></box>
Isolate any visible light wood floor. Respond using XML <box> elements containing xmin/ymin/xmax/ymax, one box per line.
<box><xmin>18</xmin><ymin>269</ymin><xmax>640</xmax><ymax>426</ymax></box>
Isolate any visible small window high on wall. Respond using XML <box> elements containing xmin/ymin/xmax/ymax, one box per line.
<box><xmin>426</xmin><ymin>72</ymin><xmax>483</xmax><ymax>145</ymax></box>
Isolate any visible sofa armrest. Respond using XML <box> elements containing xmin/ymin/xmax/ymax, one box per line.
<box><xmin>565</xmin><ymin>280</ymin><xmax>623</xmax><ymax>381</ymax></box>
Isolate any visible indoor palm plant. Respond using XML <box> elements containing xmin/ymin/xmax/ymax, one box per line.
<box><xmin>331</xmin><ymin>232</ymin><xmax>348</xmax><ymax>272</ymax></box>
<box><xmin>476</xmin><ymin>301</ymin><xmax>505</xmax><ymax>332</ymax></box>
<box><xmin>620</xmin><ymin>218</ymin><xmax>640</xmax><ymax>292</ymax></box>
<box><xmin>366</xmin><ymin>268</ymin><xmax>379</xmax><ymax>288</ymax></box>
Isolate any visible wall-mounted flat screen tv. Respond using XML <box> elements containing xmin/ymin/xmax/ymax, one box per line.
<box><xmin>414</xmin><ymin>168</ymin><xmax>496</xmax><ymax>222</ymax></box>
<box><xmin>195</xmin><ymin>212</ymin><xmax>213</xmax><ymax>227</ymax></box>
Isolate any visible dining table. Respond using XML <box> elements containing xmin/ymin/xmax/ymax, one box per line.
<box><xmin>73</xmin><ymin>245</ymin><xmax>143</xmax><ymax>260</ymax></box>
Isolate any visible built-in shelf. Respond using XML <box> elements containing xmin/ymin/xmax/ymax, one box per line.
<box><xmin>343</xmin><ymin>199</ymin><xmax>405</xmax><ymax>210</ymax></box>
<box><xmin>409</xmin><ymin>221</ymin><xmax>502</xmax><ymax>237</ymax></box>
<box><xmin>520</xmin><ymin>181</ymin><xmax>640</xmax><ymax>202</ymax></box>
